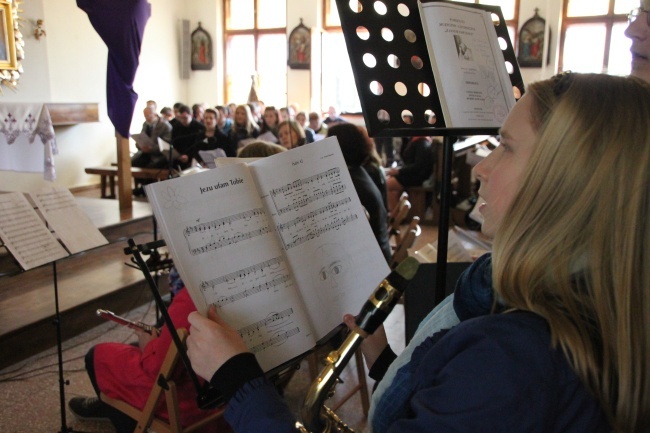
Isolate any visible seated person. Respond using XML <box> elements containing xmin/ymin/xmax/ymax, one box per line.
<box><xmin>184</xmin><ymin>74</ymin><xmax>649</xmax><ymax>433</ymax></box>
<box><xmin>170</xmin><ymin>104</ymin><xmax>205</xmax><ymax>170</ymax></box>
<box><xmin>228</xmin><ymin>104</ymin><xmax>260</xmax><ymax>149</ymax></box>
<box><xmin>327</xmin><ymin>123</ymin><xmax>391</xmax><ymax>262</ymax></box>
<box><xmin>386</xmin><ymin>136</ymin><xmax>437</xmax><ymax>211</ymax></box>
<box><xmin>259</xmin><ymin>106</ymin><xmax>280</xmax><ymax>142</ymax></box>
<box><xmin>323</xmin><ymin>105</ymin><xmax>346</xmax><ymax>125</ymax></box>
<box><xmin>215</xmin><ymin>105</ymin><xmax>233</xmax><ymax>135</ymax></box>
<box><xmin>131</xmin><ymin>105</ymin><xmax>171</xmax><ymax>169</ymax></box>
<box><xmin>191</xmin><ymin>108</ymin><xmax>237</xmax><ymax>166</ymax></box>
<box><xmin>237</xmin><ymin>140</ymin><xmax>286</xmax><ymax>158</ymax></box>
<box><xmin>277</xmin><ymin>120</ymin><xmax>306</xmax><ymax>149</ymax></box>
<box><xmin>68</xmin><ymin>287</ymin><xmax>229</xmax><ymax>433</ymax></box>
<box><xmin>308</xmin><ymin>111</ymin><xmax>328</xmax><ymax>137</ymax></box>
<box><xmin>159</xmin><ymin>106</ymin><xmax>173</xmax><ymax>123</ymax></box>
<box><xmin>295</xmin><ymin>111</ymin><xmax>315</xmax><ymax>143</ymax></box>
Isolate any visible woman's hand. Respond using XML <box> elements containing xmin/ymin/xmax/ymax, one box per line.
<box><xmin>343</xmin><ymin>314</ymin><xmax>388</xmax><ymax>371</ymax></box>
<box><xmin>187</xmin><ymin>305</ymin><xmax>249</xmax><ymax>381</ymax></box>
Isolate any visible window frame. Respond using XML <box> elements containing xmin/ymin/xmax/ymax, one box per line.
<box><xmin>558</xmin><ymin>0</ymin><xmax>629</xmax><ymax>73</ymax></box>
<box><xmin>223</xmin><ymin>0</ymin><xmax>287</xmax><ymax>105</ymax></box>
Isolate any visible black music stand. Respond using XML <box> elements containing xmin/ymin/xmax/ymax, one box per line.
<box><xmin>335</xmin><ymin>0</ymin><xmax>524</xmax><ymax>304</ymax></box>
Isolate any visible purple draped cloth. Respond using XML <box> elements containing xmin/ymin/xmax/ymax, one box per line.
<box><xmin>77</xmin><ymin>0</ymin><xmax>151</xmax><ymax>138</ymax></box>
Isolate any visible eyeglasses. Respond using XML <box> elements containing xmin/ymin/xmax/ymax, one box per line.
<box><xmin>628</xmin><ymin>7</ymin><xmax>650</xmax><ymax>26</ymax></box>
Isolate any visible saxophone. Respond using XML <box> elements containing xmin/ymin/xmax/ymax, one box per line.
<box><xmin>296</xmin><ymin>257</ymin><xmax>420</xmax><ymax>433</ymax></box>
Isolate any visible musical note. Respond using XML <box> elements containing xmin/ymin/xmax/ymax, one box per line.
<box><xmin>282</xmin><ymin>213</ymin><xmax>359</xmax><ymax>250</ymax></box>
<box><xmin>183</xmin><ymin>207</ymin><xmax>266</xmax><ymax>237</ymax></box>
<box><xmin>248</xmin><ymin>327</ymin><xmax>301</xmax><ymax>353</ymax></box>
<box><xmin>200</xmin><ymin>256</ymin><xmax>285</xmax><ymax>290</ymax></box>
<box><xmin>207</xmin><ymin>274</ymin><xmax>291</xmax><ymax>306</ymax></box>
<box><xmin>237</xmin><ymin>308</ymin><xmax>294</xmax><ymax>336</ymax></box>
<box><xmin>189</xmin><ymin>226</ymin><xmax>272</xmax><ymax>256</ymax></box>
<box><xmin>270</xmin><ymin>168</ymin><xmax>340</xmax><ymax>197</ymax></box>
<box><xmin>276</xmin><ymin>198</ymin><xmax>352</xmax><ymax>232</ymax></box>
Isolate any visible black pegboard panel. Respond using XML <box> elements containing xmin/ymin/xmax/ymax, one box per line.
<box><xmin>335</xmin><ymin>0</ymin><xmax>525</xmax><ymax>137</ymax></box>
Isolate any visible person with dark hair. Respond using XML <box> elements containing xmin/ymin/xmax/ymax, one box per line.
<box><xmin>170</xmin><ymin>104</ymin><xmax>205</xmax><ymax>170</ymax></box>
<box><xmin>260</xmin><ymin>106</ymin><xmax>280</xmax><ymax>142</ymax></box>
<box><xmin>191</xmin><ymin>108</ymin><xmax>236</xmax><ymax>165</ymax></box>
<box><xmin>215</xmin><ymin>105</ymin><xmax>233</xmax><ymax>135</ymax></box>
<box><xmin>386</xmin><ymin>136</ymin><xmax>436</xmax><ymax>211</ymax></box>
<box><xmin>159</xmin><ymin>106</ymin><xmax>173</xmax><ymax>122</ymax></box>
<box><xmin>192</xmin><ymin>103</ymin><xmax>206</xmax><ymax>123</ymax></box>
<box><xmin>327</xmin><ymin>123</ymin><xmax>391</xmax><ymax>261</ymax></box>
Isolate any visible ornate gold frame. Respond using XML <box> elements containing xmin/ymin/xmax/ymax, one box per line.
<box><xmin>0</xmin><ymin>0</ymin><xmax>23</xmax><ymax>91</ymax></box>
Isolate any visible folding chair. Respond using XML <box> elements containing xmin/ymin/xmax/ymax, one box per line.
<box><xmin>100</xmin><ymin>328</ymin><xmax>225</xmax><ymax>433</ymax></box>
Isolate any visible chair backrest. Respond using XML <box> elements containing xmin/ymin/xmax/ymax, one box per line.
<box><xmin>389</xmin><ymin>224</ymin><xmax>420</xmax><ymax>269</ymax></box>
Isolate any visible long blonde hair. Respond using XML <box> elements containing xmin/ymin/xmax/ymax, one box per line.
<box><xmin>492</xmin><ymin>74</ymin><xmax>650</xmax><ymax>432</ymax></box>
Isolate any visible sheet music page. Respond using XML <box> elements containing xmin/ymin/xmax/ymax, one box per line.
<box><xmin>0</xmin><ymin>192</ymin><xmax>68</xmax><ymax>270</ymax></box>
<box><xmin>249</xmin><ymin>137</ymin><xmax>390</xmax><ymax>340</ymax></box>
<box><xmin>145</xmin><ymin>164</ymin><xmax>316</xmax><ymax>371</ymax></box>
<box><xmin>419</xmin><ymin>1</ymin><xmax>515</xmax><ymax>127</ymax></box>
<box><xmin>30</xmin><ymin>188</ymin><xmax>108</xmax><ymax>254</ymax></box>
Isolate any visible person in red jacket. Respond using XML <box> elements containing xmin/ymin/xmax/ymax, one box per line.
<box><xmin>68</xmin><ymin>288</ymin><xmax>228</xmax><ymax>433</ymax></box>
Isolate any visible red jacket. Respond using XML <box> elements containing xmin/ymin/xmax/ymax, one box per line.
<box><xmin>94</xmin><ymin>288</ymin><xmax>224</xmax><ymax>429</ymax></box>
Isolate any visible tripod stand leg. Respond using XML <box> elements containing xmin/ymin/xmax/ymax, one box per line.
<box><xmin>52</xmin><ymin>261</ymin><xmax>72</xmax><ymax>433</ymax></box>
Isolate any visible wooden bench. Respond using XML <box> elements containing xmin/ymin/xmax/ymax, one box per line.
<box><xmin>85</xmin><ymin>166</ymin><xmax>169</xmax><ymax>198</ymax></box>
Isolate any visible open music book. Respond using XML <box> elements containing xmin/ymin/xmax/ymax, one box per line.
<box><xmin>145</xmin><ymin>137</ymin><xmax>390</xmax><ymax>371</ymax></box>
<box><xmin>418</xmin><ymin>0</ymin><xmax>516</xmax><ymax>128</ymax></box>
<box><xmin>0</xmin><ymin>188</ymin><xmax>108</xmax><ymax>270</ymax></box>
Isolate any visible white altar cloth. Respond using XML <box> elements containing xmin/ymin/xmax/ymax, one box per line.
<box><xmin>0</xmin><ymin>103</ymin><xmax>58</xmax><ymax>180</ymax></box>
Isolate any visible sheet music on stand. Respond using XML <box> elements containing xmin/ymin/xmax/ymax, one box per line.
<box><xmin>0</xmin><ymin>188</ymin><xmax>108</xmax><ymax>433</ymax></box>
<box><xmin>335</xmin><ymin>0</ymin><xmax>524</xmax><ymax>303</ymax></box>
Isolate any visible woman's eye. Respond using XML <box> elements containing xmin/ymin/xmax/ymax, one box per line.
<box><xmin>331</xmin><ymin>265</ymin><xmax>342</xmax><ymax>275</ymax></box>
<box><xmin>320</xmin><ymin>271</ymin><xmax>328</xmax><ymax>281</ymax></box>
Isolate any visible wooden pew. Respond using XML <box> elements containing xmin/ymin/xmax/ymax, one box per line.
<box><xmin>85</xmin><ymin>166</ymin><xmax>169</xmax><ymax>198</ymax></box>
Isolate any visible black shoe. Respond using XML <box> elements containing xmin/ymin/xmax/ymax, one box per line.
<box><xmin>68</xmin><ymin>396</ymin><xmax>112</xmax><ymax>421</ymax></box>
<box><xmin>132</xmin><ymin>187</ymin><xmax>144</xmax><ymax>197</ymax></box>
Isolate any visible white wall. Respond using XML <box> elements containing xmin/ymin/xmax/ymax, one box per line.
<box><xmin>0</xmin><ymin>0</ymin><xmax>193</xmax><ymax>193</ymax></box>
<box><xmin>0</xmin><ymin>0</ymin><xmax>572</xmax><ymax>193</ymax></box>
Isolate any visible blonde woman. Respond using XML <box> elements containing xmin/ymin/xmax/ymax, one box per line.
<box><xmin>186</xmin><ymin>74</ymin><xmax>650</xmax><ymax>433</ymax></box>
<box><xmin>228</xmin><ymin>104</ymin><xmax>260</xmax><ymax>149</ymax></box>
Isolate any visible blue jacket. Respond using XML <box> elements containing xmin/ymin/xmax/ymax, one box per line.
<box><xmin>216</xmin><ymin>254</ymin><xmax>610</xmax><ymax>432</ymax></box>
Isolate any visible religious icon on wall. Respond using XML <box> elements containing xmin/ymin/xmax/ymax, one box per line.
<box><xmin>191</xmin><ymin>22</ymin><xmax>213</xmax><ymax>71</ymax></box>
<box><xmin>288</xmin><ymin>19</ymin><xmax>310</xmax><ymax>70</ymax></box>
<box><xmin>517</xmin><ymin>9</ymin><xmax>551</xmax><ymax>68</ymax></box>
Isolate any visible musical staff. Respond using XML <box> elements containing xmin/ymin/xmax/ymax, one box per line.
<box><xmin>270</xmin><ymin>168</ymin><xmax>340</xmax><ymax>197</ymax></box>
<box><xmin>183</xmin><ymin>207</ymin><xmax>265</xmax><ymax>236</ymax></box>
<box><xmin>0</xmin><ymin>192</ymin><xmax>68</xmax><ymax>270</ymax></box>
<box><xmin>183</xmin><ymin>207</ymin><xmax>271</xmax><ymax>256</ymax></box>
<box><xmin>189</xmin><ymin>226</ymin><xmax>272</xmax><ymax>256</ymax></box>
<box><xmin>277</xmin><ymin>198</ymin><xmax>352</xmax><ymax>231</ymax></box>
<box><xmin>283</xmin><ymin>213</ymin><xmax>358</xmax><ymax>250</ymax></box>
<box><xmin>209</xmin><ymin>274</ymin><xmax>291</xmax><ymax>306</ymax></box>
<box><xmin>269</xmin><ymin>168</ymin><xmax>346</xmax><ymax>218</ymax></box>
<box><xmin>248</xmin><ymin>327</ymin><xmax>301</xmax><ymax>353</ymax></box>
<box><xmin>200</xmin><ymin>256</ymin><xmax>284</xmax><ymax>290</ymax></box>
<box><xmin>238</xmin><ymin>308</ymin><xmax>294</xmax><ymax>336</ymax></box>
